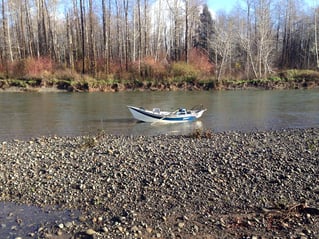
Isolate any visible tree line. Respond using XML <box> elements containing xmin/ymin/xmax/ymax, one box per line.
<box><xmin>0</xmin><ymin>0</ymin><xmax>318</xmax><ymax>82</ymax></box>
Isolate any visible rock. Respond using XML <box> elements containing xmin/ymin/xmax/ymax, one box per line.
<box><xmin>65</xmin><ymin>221</ymin><xmax>73</xmax><ymax>228</ymax></box>
<box><xmin>131</xmin><ymin>225</ymin><xmax>139</xmax><ymax>232</ymax></box>
<box><xmin>178</xmin><ymin>222</ymin><xmax>185</xmax><ymax>228</ymax></box>
<box><xmin>85</xmin><ymin>228</ymin><xmax>96</xmax><ymax>235</ymax></box>
<box><xmin>146</xmin><ymin>227</ymin><xmax>153</xmax><ymax>234</ymax></box>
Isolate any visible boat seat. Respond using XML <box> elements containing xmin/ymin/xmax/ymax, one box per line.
<box><xmin>153</xmin><ymin>108</ymin><xmax>161</xmax><ymax>114</ymax></box>
<box><xmin>177</xmin><ymin>108</ymin><xmax>187</xmax><ymax>115</ymax></box>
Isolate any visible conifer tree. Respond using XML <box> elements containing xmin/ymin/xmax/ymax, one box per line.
<box><xmin>194</xmin><ymin>4</ymin><xmax>214</xmax><ymax>58</ymax></box>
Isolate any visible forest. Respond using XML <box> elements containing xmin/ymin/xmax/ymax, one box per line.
<box><xmin>1</xmin><ymin>0</ymin><xmax>319</xmax><ymax>91</ymax></box>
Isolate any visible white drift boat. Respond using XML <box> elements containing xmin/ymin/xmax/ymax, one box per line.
<box><xmin>127</xmin><ymin>105</ymin><xmax>206</xmax><ymax>123</ymax></box>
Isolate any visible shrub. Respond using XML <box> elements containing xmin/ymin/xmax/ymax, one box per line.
<box><xmin>130</xmin><ymin>56</ymin><xmax>168</xmax><ymax>81</ymax></box>
<box><xmin>188</xmin><ymin>48</ymin><xmax>214</xmax><ymax>75</ymax></box>
<box><xmin>8</xmin><ymin>79</ymin><xmax>27</xmax><ymax>88</ymax></box>
<box><xmin>53</xmin><ymin>69</ymin><xmax>74</xmax><ymax>81</ymax></box>
<box><xmin>268</xmin><ymin>76</ymin><xmax>281</xmax><ymax>82</ymax></box>
<box><xmin>12</xmin><ymin>57</ymin><xmax>53</xmax><ymax>78</ymax></box>
<box><xmin>171</xmin><ymin>61</ymin><xmax>200</xmax><ymax>82</ymax></box>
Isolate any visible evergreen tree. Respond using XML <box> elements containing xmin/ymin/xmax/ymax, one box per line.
<box><xmin>194</xmin><ymin>4</ymin><xmax>214</xmax><ymax>55</ymax></box>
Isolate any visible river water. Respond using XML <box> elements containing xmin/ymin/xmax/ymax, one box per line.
<box><xmin>0</xmin><ymin>89</ymin><xmax>318</xmax><ymax>141</ymax></box>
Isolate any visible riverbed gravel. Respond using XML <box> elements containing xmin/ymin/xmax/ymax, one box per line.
<box><xmin>0</xmin><ymin>128</ymin><xmax>319</xmax><ymax>238</ymax></box>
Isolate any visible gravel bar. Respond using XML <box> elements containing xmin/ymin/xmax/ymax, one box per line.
<box><xmin>1</xmin><ymin>128</ymin><xmax>319</xmax><ymax>238</ymax></box>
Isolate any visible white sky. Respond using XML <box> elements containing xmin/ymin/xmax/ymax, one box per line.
<box><xmin>207</xmin><ymin>0</ymin><xmax>315</xmax><ymax>13</ymax></box>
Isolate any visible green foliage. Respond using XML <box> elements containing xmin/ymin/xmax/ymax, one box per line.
<box><xmin>284</xmin><ymin>69</ymin><xmax>319</xmax><ymax>81</ymax></box>
<box><xmin>268</xmin><ymin>76</ymin><xmax>281</xmax><ymax>82</ymax></box>
<box><xmin>171</xmin><ymin>62</ymin><xmax>200</xmax><ymax>82</ymax></box>
<box><xmin>196</xmin><ymin>4</ymin><xmax>215</xmax><ymax>52</ymax></box>
<box><xmin>7</xmin><ymin>79</ymin><xmax>27</xmax><ymax>88</ymax></box>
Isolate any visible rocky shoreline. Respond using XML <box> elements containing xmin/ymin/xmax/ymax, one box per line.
<box><xmin>1</xmin><ymin>128</ymin><xmax>319</xmax><ymax>238</ymax></box>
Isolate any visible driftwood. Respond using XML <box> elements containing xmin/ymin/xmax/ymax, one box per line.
<box><xmin>262</xmin><ymin>203</ymin><xmax>319</xmax><ymax>216</ymax></box>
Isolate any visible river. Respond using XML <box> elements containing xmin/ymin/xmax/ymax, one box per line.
<box><xmin>0</xmin><ymin>89</ymin><xmax>318</xmax><ymax>141</ymax></box>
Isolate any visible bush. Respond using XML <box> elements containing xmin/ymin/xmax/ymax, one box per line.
<box><xmin>130</xmin><ymin>57</ymin><xmax>168</xmax><ymax>81</ymax></box>
<box><xmin>268</xmin><ymin>76</ymin><xmax>281</xmax><ymax>82</ymax></box>
<box><xmin>12</xmin><ymin>57</ymin><xmax>53</xmax><ymax>78</ymax></box>
<box><xmin>8</xmin><ymin>79</ymin><xmax>27</xmax><ymax>88</ymax></box>
<box><xmin>188</xmin><ymin>48</ymin><xmax>214</xmax><ymax>75</ymax></box>
<box><xmin>279</xmin><ymin>69</ymin><xmax>319</xmax><ymax>82</ymax></box>
<box><xmin>171</xmin><ymin>61</ymin><xmax>200</xmax><ymax>82</ymax></box>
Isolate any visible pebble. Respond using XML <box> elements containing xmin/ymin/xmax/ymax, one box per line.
<box><xmin>178</xmin><ymin>222</ymin><xmax>185</xmax><ymax>228</ymax></box>
<box><xmin>85</xmin><ymin>228</ymin><xmax>96</xmax><ymax>235</ymax></box>
<box><xmin>0</xmin><ymin>128</ymin><xmax>318</xmax><ymax>238</ymax></box>
<box><xmin>65</xmin><ymin>221</ymin><xmax>73</xmax><ymax>228</ymax></box>
<box><xmin>146</xmin><ymin>227</ymin><xmax>153</xmax><ymax>234</ymax></box>
<box><xmin>117</xmin><ymin>226</ymin><xmax>124</xmax><ymax>233</ymax></box>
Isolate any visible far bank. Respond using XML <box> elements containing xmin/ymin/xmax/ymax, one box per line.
<box><xmin>1</xmin><ymin>69</ymin><xmax>319</xmax><ymax>93</ymax></box>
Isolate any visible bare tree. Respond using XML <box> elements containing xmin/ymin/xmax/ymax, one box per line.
<box><xmin>102</xmin><ymin>0</ymin><xmax>110</xmax><ymax>73</ymax></box>
<box><xmin>2</xmin><ymin>0</ymin><xmax>13</xmax><ymax>63</ymax></box>
<box><xmin>183</xmin><ymin>0</ymin><xmax>202</xmax><ymax>63</ymax></box>
<box><xmin>123</xmin><ymin>0</ymin><xmax>129</xmax><ymax>71</ymax></box>
<box><xmin>212</xmin><ymin>14</ymin><xmax>235</xmax><ymax>81</ymax></box>
<box><xmin>79</xmin><ymin>0</ymin><xmax>85</xmax><ymax>74</ymax></box>
<box><xmin>314</xmin><ymin>3</ymin><xmax>319</xmax><ymax>68</ymax></box>
<box><xmin>1</xmin><ymin>0</ymin><xmax>319</xmax><ymax>79</ymax></box>
<box><xmin>88</xmin><ymin>0</ymin><xmax>96</xmax><ymax>75</ymax></box>
<box><xmin>66</xmin><ymin>12</ymin><xmax>74</xmax><ymax>69</ymax></box>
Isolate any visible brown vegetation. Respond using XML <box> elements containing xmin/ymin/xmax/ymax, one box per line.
<box><xmin>0</xmin><ymin>59</ymin><xmax>318</xmax><ymax>92</ymax></box>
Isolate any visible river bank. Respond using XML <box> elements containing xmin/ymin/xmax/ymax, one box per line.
<box><xmin>1</xmin><ymin>78</ymin><xmax>318</xmax><ymax>93</ymax></box>
<box><xmin>1</xmin><ymin>69</ymin><xmax>319</xmax><ymax>92</ymax></box>
<box><xmin>1</xmin><ymin>128</ymin><xmax>319</xmax><ymax>238</ymax></box>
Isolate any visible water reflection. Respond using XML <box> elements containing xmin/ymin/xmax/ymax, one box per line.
<box><xmin>129</xmin><ymin>120</ymin><xmax>203</xmax><ymax>136</ymax></box>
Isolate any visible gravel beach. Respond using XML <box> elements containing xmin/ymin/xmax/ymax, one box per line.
<box><xmin>1</xmin><ymin>128</ymin><xmax>319</xmax><ymax>238</ymax></box>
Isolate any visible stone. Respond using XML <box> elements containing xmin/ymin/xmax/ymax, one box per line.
<box><xmin>86</xmin><ymin>228</ymin><xmax>96</xmax><ymax>236</ymax></box>
<box><xmin>178</xmin><ymin>222</ymin><xmax>185</xmax><ymax>228</ymax></box>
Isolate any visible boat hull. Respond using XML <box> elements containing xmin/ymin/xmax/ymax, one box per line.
<box><xmin>127</xmin><ymin>106</ymin><xmax>205</xmax><ymax>123</ymax></box>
